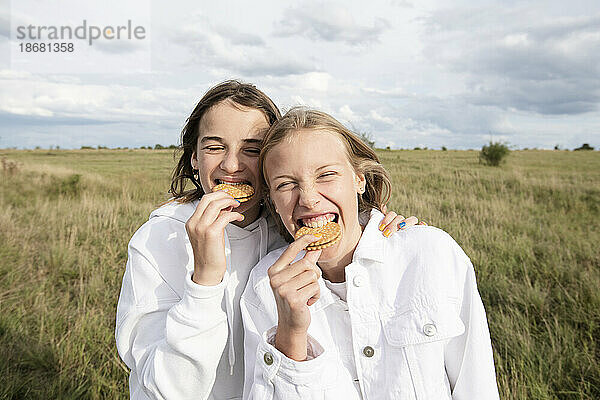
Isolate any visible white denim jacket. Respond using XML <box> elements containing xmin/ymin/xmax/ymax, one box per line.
<box><xmin>241</xmin><ymin>210</ymin><xmax>499</xmax><ymax>400</ymax></box>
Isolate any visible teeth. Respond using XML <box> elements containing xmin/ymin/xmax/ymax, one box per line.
<box><xmin>217</xmin><ymin>180</ymin><xmax>247</xmax><ymax>186</ymax></box>
<box><xmin>301</xmin><ymin>213</ymin><xmax>336</xmax><ymax>228</ymax></box>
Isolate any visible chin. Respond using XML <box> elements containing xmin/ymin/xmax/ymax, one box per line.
<box><xmin>317</xmin><ymin>242</ymin><xmax>344</xmax><ymax>262</ymax></box>
<box><xmin>239</xmin><ymin>198</ymin><xmax>261</xmax><ymax>214</ymax></box>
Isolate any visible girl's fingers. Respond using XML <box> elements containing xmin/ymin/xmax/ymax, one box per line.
<box><xmin>290</xmin><ymin>270</ymin><xmax>320</xmax><ymax>291</ymax></box>
<box><xmin>380</xmin><ymin>215</ymin><xmax>424</xmax><ymax>237</ymax></box>
<box><xmin>211</xmin><ymin>211</ymin><xmax>245</xmax><ymax>233</ymax></box>
<box><xmin>269</xmin><ymin>235</ymin><xmax>320</xmax><ymax>276</ymax></box>
<box><xmin>306</xmin><ymin>296</ymin><xmax>319</xmax><ymax>306</ymax></box>
<box><xmin>381</xmin><ymin>214</ymin><xmax>405</xmax><ymax>237</ymax></box>
<box><xmin>378</xmin><ymin>211</ymin><xmax>398</xmax><ymax>232</ymax></box>
<box><xmin>402</xmin><ymin>216</ymin><xmax>419</xmax><ymax>228</ymax></box>
<box><xmin>297</xmin><ymin>281</ymin><xmax>320</xmax><ymax>306</ymax></box>
<box><xmin>271</xmin><ymin>250</ymin><xmax>322</xmax><ymax>288</ymax></box>
<box><xmin>190</xmin><ymin>190</ymin><xmax>235</xmax><ymax>220</ymax></box>
<box><xmin>197</xmin><ymin>197</ymin><xmax>241</xmax><ymax>226</ymax></box>
<box><xmin>301</xmin><ymin>250</ymin><xmax>322</xmax><ymax>279</ymax></box>
<box><xmin>302</xmin><ymin>248</ymin><xmax>321</xmax><ymax>263</ymax></box>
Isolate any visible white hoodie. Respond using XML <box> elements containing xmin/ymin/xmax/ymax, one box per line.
<box><xmin>115</xmin><ymin>199</ymin><xmax>286</xmax><ymax>400</ymax></box>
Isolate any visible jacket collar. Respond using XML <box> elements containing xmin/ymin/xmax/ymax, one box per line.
<box><xmin>351</xmin><ymin>209</ymin><xmax>387</xmax><ymax>264</ymax></box>
<box><xmin>310</xmin><ymin>209</ymin><xmax>387</xmax><ymax>311</ymax></box>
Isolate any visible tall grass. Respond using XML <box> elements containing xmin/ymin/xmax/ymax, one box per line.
<box><xmin>1</xmin><ymin>149</ymin><xmax>598</xmax><ymax>399</ymax></box>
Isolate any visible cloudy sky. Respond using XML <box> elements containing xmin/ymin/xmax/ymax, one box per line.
<box><xmin>0</xmin><ymin>0</ymin><xmax>599</xmax><ymax>150</ymax></box>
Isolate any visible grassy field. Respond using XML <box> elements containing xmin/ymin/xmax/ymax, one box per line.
<box><xmin>0</xmin><ymin>148</ymin><xmax>598</xmax><ymax>399</ymax></box>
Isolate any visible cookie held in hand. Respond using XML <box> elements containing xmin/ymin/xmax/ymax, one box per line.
<box><xmin>294</xmin><ymin>222</ymin><xmax>342</xmax><ymax>251</ymax></box>
<box><xmin>213</xmin><ymin>183</ymin><xmax>254</xmax><ymax>202</ymax></box>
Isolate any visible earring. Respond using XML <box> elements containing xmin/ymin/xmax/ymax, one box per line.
<box><xmin>193</xmin><ymin>169</ymin><xmax>199</xmax><ymax>181</ymax></box>
<box><xmin>358</xmin><ymin>185</ymin><xmax>365</xmax><ymax>194</ymax></box>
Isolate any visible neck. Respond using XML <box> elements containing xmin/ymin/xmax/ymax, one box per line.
<box><xmin>319</xmin><ymin>223</ymin><xmax>362</xmax><ymax>283</ymax></box>
<box><xmin>320</xmin><ymin>254</ymin><xmax>352</xmax><ymax>283</ymax></box>
<box><xmin>232</xmin><ymin>204</ymin><xmax>262</xmax><ymax>228</ymax></box>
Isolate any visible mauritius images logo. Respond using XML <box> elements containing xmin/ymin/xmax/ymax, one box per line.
<box><xmin>15</xmin><ymin>20</ymin><xmax>146</xmax><ymax>46</ymax></box>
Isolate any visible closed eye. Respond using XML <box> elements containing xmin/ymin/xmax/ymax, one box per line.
<box><xmin>203</xmin><ymin>145</ymin><xmax>225</xmax><ymax>152</ymax></box>
<box><xmin>244</xmin><ymin>147</ymin><xmax>261</xmax><ymax>156</ymax></box>
<box><xmin>276</xmin><ymin>181</ymin><xmax>295</xmax><ymax>190</ymax></box>
<box><xmin>318</xmin><ymin>172</ymin><xmax>337</xmax><ymax>179</ymax></box>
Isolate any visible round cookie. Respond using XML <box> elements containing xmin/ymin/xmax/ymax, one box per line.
<box><xmin>294</xmin><ymin>222</ymin><xmax>342</xmax><ymax>251</ymax></box>
<box><xmin>213</xmin><ymin>183</ymin><xmax>254</xmax><ymax>202</ymax></box>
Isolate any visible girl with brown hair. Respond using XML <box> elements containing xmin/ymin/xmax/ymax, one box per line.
<box><xmin>115</xmin><ymin>82</ymin><xmax>418</xmax><ymax>399</ymax></box>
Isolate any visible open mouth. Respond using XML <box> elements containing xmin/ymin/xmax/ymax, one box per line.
<box><xmin>214</xmin><ymin>179</ymin><xmax>252</xmax><ymax>187</ymax></box>
<box><xmin>294</xmin><ymin>212</ymin><xmax>342</xmax><ymax>251</ymax></box>
<box><xmin>213</xmin><ymin>179</ymin><xmax>254</xmax><ymax>202</ymax></box>
<box><xmin>297</xmin><ymin>212</ymin><xmax>339</xmax><ymax>229</ymax></box>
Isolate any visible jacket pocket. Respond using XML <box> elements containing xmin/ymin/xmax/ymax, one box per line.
<box><xmin>381</xmin><ymin>303</ymin><xmax>465</xmax><ymax>400</ymax></box>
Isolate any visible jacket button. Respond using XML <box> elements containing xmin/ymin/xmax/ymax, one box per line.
<box><xmin>423</xmin><ymin>323</ymin><xmax>437</xmax><ymax>337</ymax></box>
<box><xmin>353</xmin><ymin>275</ymin><xmax>365</xmax><ymax>287</ymax></box>
<box><xmin>362</xmin><ymin>346</ymin><xmax>375</xmax><ymax>357</ymax></box>
<box><xmin>263</xmin><ymin>352</ymin><xmax>274</xmax><ymax>365</ymax></box>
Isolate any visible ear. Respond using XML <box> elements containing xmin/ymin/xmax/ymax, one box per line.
<box><xmin>190</xmin><ymin>151</ymin><xmax>198</xmax><ymax>170</ymax></box>
<box><xmin>355</xmin><ymin>172</ymin><xmax>366</xmax><ymax>194</ymax></box>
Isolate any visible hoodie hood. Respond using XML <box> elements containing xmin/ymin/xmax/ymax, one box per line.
<box><xmin>149</xmin><ymin>198</ymin><xmax>198</xmax><ymax>224</ymax></box>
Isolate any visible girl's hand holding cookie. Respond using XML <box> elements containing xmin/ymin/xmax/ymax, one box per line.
<box><xmin>268</xmin><ymin>235</ymin><xmax>322</xmax><ymax>361</ymax></box>
<box><xmin>185</xmin><ymin>191</ymin><xmax>245</xmax><ymax>286</ymax></box>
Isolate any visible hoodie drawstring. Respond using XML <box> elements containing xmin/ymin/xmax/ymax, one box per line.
<box><xmin>258</xmin><ymin>218</ymin><xmax>268</xmax><ymax>260</ymax></box>
<box><xmin>223</xmin><ymin>229</ymin><xmax>236</xmax><ymax>375</ymax></box>
<box><xmin>226</xmin><ymin>217</ymin><xmax>269</xmax><ymax>375</ymax></box>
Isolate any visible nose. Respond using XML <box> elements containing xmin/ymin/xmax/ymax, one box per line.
<box><xmin>220</xmin><ymin>151</ymin><xmax>241</xmax><ymax>173</ymax></box>
<box><xmin>298</xmin><ymin>185</ymin><xmax>320</xmax><ymax>209</ymax></box>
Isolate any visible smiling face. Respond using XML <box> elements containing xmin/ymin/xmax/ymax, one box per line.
<box><xmin>264</xmin><ymin>129</ymin><xmax>366</xmax><ymax>270</ymax></box>
<box><xmin>191</xmin><ymin>100</ymin><xmax>270</xmax><ymax>225</ymax></box>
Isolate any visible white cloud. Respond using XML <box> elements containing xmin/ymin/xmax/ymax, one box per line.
<box><xmin>368</xmin><ymin>110</ymin><xmax>395</xmax><ymax>127</ymax></box>
<box><xmin>1</xmin><ymin>0</ymin><xmax>598</xmax><ymax>150</ymax></box>
<box><xmin>0</xmin><ymin>70</ymin><xmax>197</xmax><ymax>124</ymax></box>
<box><xmin>421</xmin><ymin>7</ymin><xmax>600</xmax><ymax>115</ymax></box>
<box><xmin>164</xmin><ymin>14</ymin><xmax>314</xmax><ymax>77</ymax></box>
<box><xmin>274</xmin><ymin>1</ymin><xmax>390</xmax><ymax>45</ymax></box>
<box><xmin>338</xmin><ymin>104</ymin><xmax>358</xmax><ymax>122</ymax></box>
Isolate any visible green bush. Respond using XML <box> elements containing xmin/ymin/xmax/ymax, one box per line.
<box><xmin>479</xmin><ymin>142</ymin><xmax>510</xmax><ymax>166</ymax></box>
<box><xmin>574</xmin><ymin>143</ymin><xmax>594</xmax><ymax>151</ymax></box>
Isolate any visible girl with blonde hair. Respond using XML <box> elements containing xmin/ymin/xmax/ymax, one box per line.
<box><xmin>241</xmin><ymin>108</ymin><xmax>499</xmax><ymax>399</ymax></box>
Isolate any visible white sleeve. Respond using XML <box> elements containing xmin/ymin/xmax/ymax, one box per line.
<box><xmin>444</xmin><ymin>253</ymin><xmax>500</xmax><ymax>400</ymax></box>
<box><xmin>115</xmin><ymin>243</ymin><xmax>228</xmax><ymax>400</ymax></box>
<box><xmin>241</xmin><ymin>294</ymin><xmax>328</xmax><ymax>400</ymax></box>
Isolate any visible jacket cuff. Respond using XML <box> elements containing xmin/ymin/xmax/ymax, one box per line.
<box><xmin>173</xmin><ymin>271</ymin><xmax>228</xmax><ymax>321</ymax></box>
<box><xmin>257</xmin><ymin>326</ymin><xmax>326</xmax><ymax>385</ymax></box>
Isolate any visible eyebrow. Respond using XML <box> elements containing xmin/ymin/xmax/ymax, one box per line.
<box><xmin>242</xmin><ymin>138</ymin><xmax>263</xmax><ymax>145</ymax></box>
<box><xmin>200</xmin><ymin>136</ymin><xmax>224</xmax><ymax>143</ymax></box>
<box><xmin>271</xmin><ymin>164</ymin><xmax>343</xmax><ymax>181</ymax></box>
<box><xmin>271</xmin><ymin>173</ymin><xmax>296</xmax><ymax>181</ymax></box>
<box><xmin>200</xmin><ymin>136</ymin><xmax>263</xmax><ymax>144</ymax></box>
